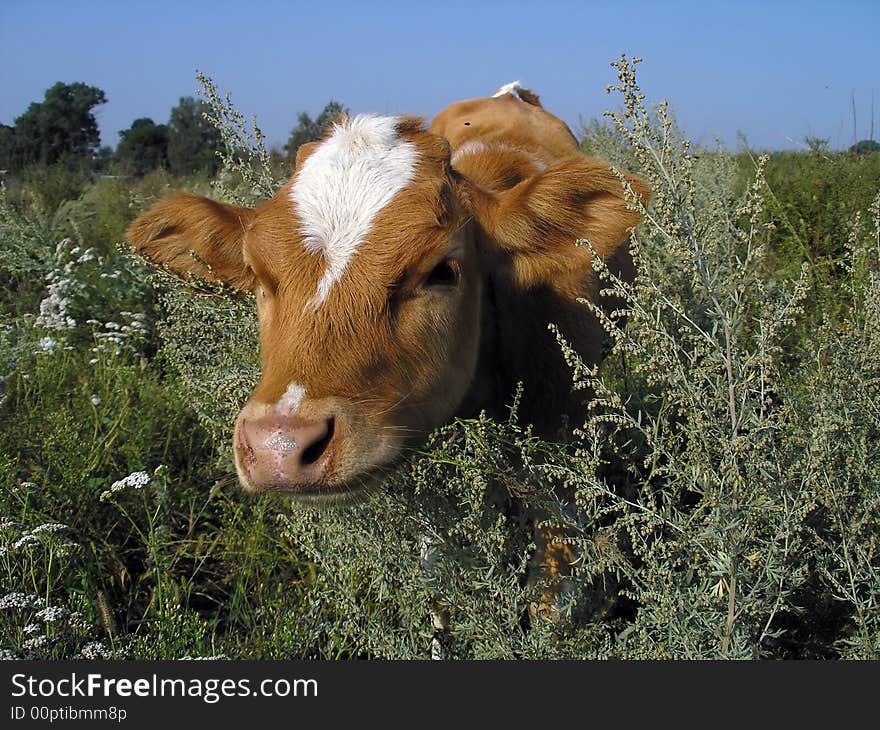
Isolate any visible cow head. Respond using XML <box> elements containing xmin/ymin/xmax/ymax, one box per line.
<box><xmin>128</xmin><ymin>114</ymin><xmax>646</xmax><ymax>503</ymax></box>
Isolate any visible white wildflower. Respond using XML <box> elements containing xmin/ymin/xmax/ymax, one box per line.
<box><xmin>78</xmin><ymin>641</ymin><xmax>118</xmax><ymax>660</ymax></box>
<box><xmin>22</xmin><ymin>635</ymin><xmax>52</xmax><ymax>650</ymax></box>
<box><xmin>67</xmin><ymin>612</ymin><xmax>90</xmax><ymax>632</ymax></box>
<box><xmin>30</xmin><ymin>523</ymin><xmax>68</xmax><ymax>535</ymax></box>
<box><xmin>36</xmin><ymin>336</ymin><xmax>58</xmax><ymax>353</ymax></box>
<box><xmin>35</xmin><ymin>606</ymin><xmax>71</xmax><ymax>623</ymax></box>
<box><xmin>90</xmin><ymin>395</ymin><xmax>101</xmax><ymax>406</ymax></box>
<box><xmin>23</xmin><ymin>624</ymin><xmax>41</xmax><ymax>635</ymax></box>
<box><xmin>35</xmin><ymin>283</ymin><xmax>77</xmax><ymax>330</ymax></box>
<box><xmin>0</xmin><ymin>592</ymin><xmax>44</xmax><ymax>610</ymax></box>
<box><xmin>100</xmin><ymin>470</ymin><xmax>151</xmax><ymax>500</ymax></box>
<box><xmin>12</xmin><ymin>534</ymin><xmax>39</xmax><ymax>550</ymax></box>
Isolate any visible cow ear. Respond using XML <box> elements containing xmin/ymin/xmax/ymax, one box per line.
<box><xmin>458</xmin><ymin>158</ymin><xmax>650</xmax><ymax>287</ymax></box>
<box><xmin>294</xmin><ymin>141</ymin><xmax>320</xmax><ymax>170</ymax></box>
<box><xmin>127</xmin><ymin>193</ymin><xmax>256</xmax><ymax>291</ymax></box>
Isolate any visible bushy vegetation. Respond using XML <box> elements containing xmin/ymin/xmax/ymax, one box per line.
<box><xmin>1</xmin><ymin>57</ymin><xmax>878</xmax><ymax>659</ymax></box>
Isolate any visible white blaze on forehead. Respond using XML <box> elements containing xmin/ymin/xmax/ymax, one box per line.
<box><xmin>277</xmin><ymin>382</ymin><xmax>306</xmax><ymax>414</ymax></box>
<box><xmin>290</xmin><ymin>114</ymin><xmax>419</xmax><ymax>308</ymax></box>
<box><xmin>492</xmin><ymin>81</ymin><xmax>523</xmax><ymax>100</ymax></box>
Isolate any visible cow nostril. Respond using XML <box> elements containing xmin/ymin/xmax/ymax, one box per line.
<box><xmin>300</xmin><ymin>417</ymin><xmax>335</xmax><ymax>466</ymax></box>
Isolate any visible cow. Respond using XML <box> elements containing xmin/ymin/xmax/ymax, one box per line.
<box><xmin>128</xmin><ymin>82</ymin><xmax>648</xmax><ymax>507</ymax></box>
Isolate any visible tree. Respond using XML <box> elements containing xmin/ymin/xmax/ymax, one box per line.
<box><xmin>93</xmin><ymin>146</ymin><xmax>114</xmax><ymax>174</ymax></box>
<box><xmin>115</xmin><ymin>118</ymin><xmax>169</xmax><ymax>176</ymax></box>
<box><xmin>804</xmin><ymin>136</ymin><xmax>829</xmax><ymax>154</ymax></box>
<box><xmin>849</xmin><ymin>139</ymin><xmax>880</xmax><ymax>155</ymax></box>
<box><xmin>284</xmin><ymin>100</ymin><xmax>348</xmax><ymax>162</ymax></box>
<box><xmin>9</xmin><ymin>82</ymin><xmax>107</xmax><ymax>171</ymax></box>
<box><xmin>0</xmin><ymin>124</ymin><xmax>14</xmax><ymax>171</ymax></box>
<box><xmin>166</xmin><ymin>96</ymin><xmax>221</xmax><ymax>176</ymax></box>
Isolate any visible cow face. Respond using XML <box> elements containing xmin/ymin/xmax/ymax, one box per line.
<box><xmin>129</xmin><ymin>116</ymin><xmax>483</xmax><ymax>502</ymax></box>
<box><xmin>129</xmin><ymin>112</ymin><xmax>648</xmax><ymax>504</ymax></box>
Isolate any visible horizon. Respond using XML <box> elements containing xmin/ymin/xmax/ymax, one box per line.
<box><xmin>1</xmin><ymin>0</ymin><xmax>878</xmax><ymax>153</ymax></box>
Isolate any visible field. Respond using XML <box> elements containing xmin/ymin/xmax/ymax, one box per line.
<box><xmin>2</xmin><ymin>60</ymin><xmax>878</xmax><ymax>659</ymax></box>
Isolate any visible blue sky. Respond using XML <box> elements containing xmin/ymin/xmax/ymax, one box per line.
<box><xmin>1</xmin><ymin>0</ymin><xmax>877</xmax><ymax>151</ymax></box>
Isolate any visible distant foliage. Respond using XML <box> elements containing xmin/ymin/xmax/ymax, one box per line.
<box><xmin>0</xmin><ymin>82</ymin><xmax>106</xmax><ymax>173</ymax></box>
<box><xmin>284</xmin><ymin>100</ymin><xmax>349</xmax><ymax>164</ymax></box>
<box><xmin>106</xmin><ymin>97</ymin><xmax>222</xmax><ymax>179</ymax></box>
<box><xmin>804</xmin><ymin>135</ymin><xmax>830</xmax><ymax>153</ymax></box>
<box><xmin>115</xmin><ymin>118</ymin><xmax>169</xmax><ymax>177</ymax></box>
<box><xmin>19</xmin><ymin>162</ymin><xmax>93</xmax><ymax>217</ymax></box>
<box><xmin>166</xmin><ymin>96</ymin><xmax>222</xmax><ymax>178</ymax></box>
<box><xmin>0</xmin><ymin>126</ymin><xmax>14</xmax><ymax>171</ymax></box>
<box><xmin>850</xmin><ymin>139</ymin><xmax>880</xmax><ymax>155</ymax></box>
<box><xmin>746</xmin><ymin>148</ymin><xmax>880</xmax><ymax>290</ymax></box>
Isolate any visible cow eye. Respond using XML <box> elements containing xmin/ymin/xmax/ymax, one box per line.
<box><xmin>424</xmin><ymin>259</ymin><xmax>461</xmax><ymax>289</ymax></box>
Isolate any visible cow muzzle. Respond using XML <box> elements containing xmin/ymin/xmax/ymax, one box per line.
<box><xmin>234</xmin><ymin>408</ymin><xmax>338</xmax><ymax>495</ymax></box>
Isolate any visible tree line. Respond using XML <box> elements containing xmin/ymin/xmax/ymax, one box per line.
<box><xmin>0</xmin><ymin>81</ymin><xmax>347</xmax><ymax>179</ymax></box>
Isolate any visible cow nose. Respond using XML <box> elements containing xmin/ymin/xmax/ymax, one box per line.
<box><xmin>236</xmin><ymin>413</ymin><xmax>336</xmax><ymax>490</ymax></box>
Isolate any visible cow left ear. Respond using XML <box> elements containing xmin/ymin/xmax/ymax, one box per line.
<box><xmin>457</xmin><ymin>158</ymin><xmax>650</xmax><ymax>287</ymax></box>
<box><xmin>127</xmin><ymin>193</ymin><xmax>256</xmax><ymax>291</ymax></box>
<box><xmin>294</xmin><ymin>141</ymin><xmax>320</xmax><ymax>170</ymax></box>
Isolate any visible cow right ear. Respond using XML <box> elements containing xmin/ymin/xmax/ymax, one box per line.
<box><xmin>294</xmin><ymin>141</ymin><xmax>320</xmax><ymax>170</ymax></box>
<box><xmin>456</xmin><ymin>158</ymin><xmax>649</xmax><ymax>288</ymax></box>
<box><xmin>127</xmin><ymin>193</ymin><xmax>256</xmax><ymax>291</ymax></box>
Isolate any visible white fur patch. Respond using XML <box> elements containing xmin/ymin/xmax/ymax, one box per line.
<box><xmin>290</xmin><ymin>115</ymin><xmax>419</xmax><ymax>308</ymax></box>
<box><xmin>492</xmin><ymin>81</ymin><xmax>523</xmax><ymax>100</ymax></box>
<box><xmin>277</xmin><ymin>382</ymin><xmax>306</xmax><ymax>414</ymax></box>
